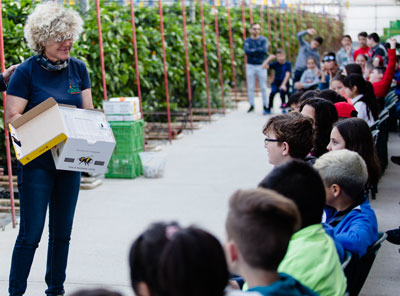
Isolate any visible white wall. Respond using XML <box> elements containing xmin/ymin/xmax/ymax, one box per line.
<box><xmin>344</xmin><ymin>0</ymin><xmax>400</xmax><ymax>40</ymax></box>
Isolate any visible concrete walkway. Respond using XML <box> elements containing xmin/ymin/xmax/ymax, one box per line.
<box><xmin>0</xmin><ymin>100</ymin><xmax>399</xmax><ymax>296</ymax></box>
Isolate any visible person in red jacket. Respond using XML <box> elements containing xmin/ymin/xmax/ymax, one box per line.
<box><xmin>353</xmin><ymin>32</ymin><xmax>370</xmax><ymax>60</ymax></box>
<box><xmin>369</xmin><ymin>37</ymin><xmax>397</xmax><ymax>109</ymax></box>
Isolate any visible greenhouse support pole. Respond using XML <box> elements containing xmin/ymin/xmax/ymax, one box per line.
<box><xmin>199</xmin><ymin>0</ymin><xmax>211</xmax><ymax>121</ymax></box>
<box><xmin>273</xmin><ymin>6</ymin><xmax>277</xmax><ymax>47</ymax></box>
<box><xmin>285</xmin><ymin>6</ymin><xmax>290</xmax><ymax>61</ymax></box>
<box><xmin>0</xmin><ymin>0</ymin><xmax>16</xmax><ymax>229</ymax></box>
<box><xmin>267</xmin><ymin>3</ymin><xmax>271</xmax><ymax>50</ymax></box>
<box><xmin>279</xmin><ymin>6</ymin><xmax>285</xmax><ymax>53</ymax></box>
<box><xmin>130</xmin><ymin>0</ymin><xmax>143</xmax><ymax>115</ymax></box>
<box><xmin>226</xmin><ymin>0</ymin><xmax>238</xmax><ymax>104</ymax></box>
<box><xmin>95</xmin><ymin>0</ymin><xmax>107</xmax><ymax>101</ymax></box>
<box><xmin>249</xmin><ymin>0</ymin><xmax>253</xmax><ymax>24</ymax></box>
<box><xmin>241</xmin><ymin>0</ymin><xmax>247</xmax><ymax>87</ymax></box>
<box><xmin>158</xmin><ymin>0</ymin><xmax>173</xmax><ymax>142</ymax></box>
<box><xmin>213</xmin><ymin>0</ymin><xmax>225</xmax><ymax>114</ymax></box>
<box><xmin>181</xmin><ymin>0</ymin><xmax>194</xmax><ymax>129</ymax></box>
<box><xmin>290</xmin><ymin>5</ymin><xmax>296</xmax><ymax>62</ymax></box>
<box><xmin>260</xmin><ymin>4</ymin><xmax>264</xmax><ymax>35</ymax></box>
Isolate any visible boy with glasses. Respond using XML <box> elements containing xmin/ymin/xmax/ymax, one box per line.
<box><xmin>262</xmin><ymin>112</ymin><xmax>314</xmax><ymax>166</ymax></box>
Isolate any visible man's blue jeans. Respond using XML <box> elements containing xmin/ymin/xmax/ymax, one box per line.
<box><xmin>9</xmin><ymin>167</ymin><xmax>81</xmax><ymax>296</ymax></box>
<box><xmin>246</xmin><ymin>64</ymin><xmax>267</xmax><ymax>107</ymax></box>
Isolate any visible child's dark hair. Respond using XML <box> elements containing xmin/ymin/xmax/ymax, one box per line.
<box><xmin>226</xmin><ymin>188</ymin><xmax>300</xmax><ymax>271</ymax></box>
<box><xmin>319</xmin><ymin>89</ymin><xmax>347</xmax><ymax>104</ymax></box>
<box><xmin>373</xmin><ymin>66</ymin><xmax>386</xmax><ymax>75</ymax></box>
<box><xmin>70</xmin><ymin>289</ymin><xmax>123</xmax><ymax>296</ymax></box>
<box><xmin>299</xmin><ymin>89</ymin><xmax>320</xmax><ymax>104</ymax></box>
<box><xmin>288</xmin><ymin>91</ymin><xmax>303</xmax><ymax>106</ymax></box>
<box><xmin>358</xmin><ymin>32</ymin><xmax>368</xmax><ymax>38</ymax></box>
<box><xmin>258</xmin><ymin>160</ymin><xmax>326</xmax><ymax>229</ymax></box>
<box><xmin>345</xmin><ymin>63</ymin><xmax>363</xmax><ymax>76</ymax></box>
<box><xmin>276</xmin><ymin>48</ymin><xmax>285</xmax><ymax>54</ymax></box>
<box><xmin>314</xmin><ymin>36</ymin><xmax>324</xmax><ymax>45</ymax></box>
<box><xmin>159</xmin><ymin>226</ymin><xmax>228</xmax><ymax>296</ymax></box>
<box><xmin>129</xmin><ymin>222</ymin><xmax>229</xmax><ymax>296</ymax></box>
<box><xmin>332</xmin><ymin>73</ymin><xmax>345</xmax><ymax>84</ymax></box>
<box><xmin>367</xmin><ymin>32</ymin><xmax>380</xmax><ymax>43</ymax></box>
<box><xmin>343</xmin><ymin>34</ymin><xmax>352</xmax><ymax>41</ymax></box>
<box><xmin>300</xmin><ymin>98</ymin><xmax>338</xmax><ymax>157</ymax></box>
<box><xmin>343</xmin><ymin>74</ymin><xmax>378</xmax><ymax>121</ymax></box>
<box><xmin>129</xmin><ymin>222</ymin><xmax>172</xmax><ymax>296</ymax></box>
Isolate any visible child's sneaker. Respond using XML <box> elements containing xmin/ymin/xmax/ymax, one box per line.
<box><xmin>263</xmin><ymin>106</ymin><xmax>271</xmax><ymax>115</ymax></box>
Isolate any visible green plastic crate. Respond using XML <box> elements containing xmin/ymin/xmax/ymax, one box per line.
<box><xmin>105</xmin><ymin>153</ymin><xmax>143</xmax><ymax>179</ymax></box>
<box><xmin>110</xmin><ymin>120</ymin><xmax>144</xmax><ymax>155</ymax></box>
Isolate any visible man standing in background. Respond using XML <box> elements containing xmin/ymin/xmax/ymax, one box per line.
<box><xmin>244</xmin><ymin>23</ymin><xmax>269</xmax><ymax>114</ymax></box>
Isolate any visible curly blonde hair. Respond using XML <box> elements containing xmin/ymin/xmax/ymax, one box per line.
<box><xmin>24</xmin><ymin>2</ymin><xmax>83</xmax><ymax>54</ymax></box>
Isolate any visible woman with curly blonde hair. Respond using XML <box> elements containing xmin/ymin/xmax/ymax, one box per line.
<box><xmin>5</xmin><ymin>2</ymin><xmax>93</xmax><ymax>296</ymax></box>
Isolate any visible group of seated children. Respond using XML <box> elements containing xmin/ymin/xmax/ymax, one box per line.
<box><xmin>72</xmin><ymin>114</ymin><xmax>379</xmax><ymax>295</ymax></box>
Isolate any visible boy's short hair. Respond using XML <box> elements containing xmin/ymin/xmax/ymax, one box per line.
<box><xmin>70</xmin><ymin>289</ymin><xmax>122</xmax><ymax>296</ymax></box>
<box><xmin>250</xmin><ymin>23</ymin><xmax>260</xmax><ymax>28</ymax></box>
<box><xmin>314</xmin><ymin>149</ymin><xmax>368</xmax><ymax>201</ymax></box>
<box><xmin>226</xmin><ymin>188</ymin><xmax>300</xmax><ymax>271</ymax></box>
<box><xmin>367</xmin><ymin>33</ymin><xmax>380</xmax><ymax>43</ymax></box>
<box><xmin>263</xmin><ymin>112</ymin><xmax>314</xmax><ymax>160</ymax></box>
<box><xmin>358</xmin><ymin>32</ymin><xmax>368</xmax><ymax>38</ymax></box>
<box><xmin>275</xmin><ymin>48</ymin><xmax>285</xmax><ymax>54</ymax></box>
<box><xmin>258</xmin><ymin>160</ymin><xmax>326</xmax><ymax>229</ymax></box>
<box><xmin>373</xmin><ymin>66</ymin><xmax>386</xmax><ymax>75</ymax></box>
<box><xmin>314</xmin><ymin>36</ymin><xmax>324</xmax><ymax>45</ymax></box>
<box><xmin>342</xmin><ymin>35</ymin><xmax>352</xmax><ymax>41</ymax></box>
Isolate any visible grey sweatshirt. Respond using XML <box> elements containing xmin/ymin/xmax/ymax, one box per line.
<box><xmin>300</xmin><ymin>68</ymin><xmax>320</xmax><ymax>89</ymax></box>
<box><xmin>294</xmin><ymin>31</ymin><xmax>320</xmax><ymax>71</ymax></box>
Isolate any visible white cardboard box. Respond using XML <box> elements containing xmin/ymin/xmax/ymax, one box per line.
<box><xmin>9</xmin><ymin>97</ymin><xmax>116</xmax><ymax>173</ymax></box>
<box><xmin>103</xmin><ymin>97</ymin><xmax>140</xmax><ymax>115</ymax></box>
<box><xmin>9</xmin><ymin>98</ymin><xmax>69</xmax><ymax>165</ymax></box>
<box><xmin>51</xmin><ymin>106</ymin><xmax>115</xmax><ymax>174</ymax></box>
<box><xmin>106</xmin><ymin>113</ymin><xmax>142</xmax><ymax>122</ymax></box>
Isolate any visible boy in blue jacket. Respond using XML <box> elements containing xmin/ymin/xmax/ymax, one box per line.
<box><xmin>315</xmin><ymin>149</ymin><xmax>378</xmax><ymax>259</ymax></box>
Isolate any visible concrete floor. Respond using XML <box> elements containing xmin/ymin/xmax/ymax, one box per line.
<box><xmin>0</xmin><ymin>100</ymin><xmax>399</xmax><ymax>296</ymax></box>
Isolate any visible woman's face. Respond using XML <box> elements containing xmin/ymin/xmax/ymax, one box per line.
<box><xmin>44</xmin><ymin>39</ymin><xmax>74</xmax><ymax>62</ymax></box>
<box><xmin>301</xmin><ymin>105</ymin><xmax>316</xmax><ymax>121</ymax></box>
<box><xmin>355</xmin><ymin>55</ymin><xmax>366</xmax><ymax>70</ymax></box>
<box><xmin>327</xmin><ymin>127</ymin><xmax>346</xmax><ymax>151</ymax></box>
<box><xmin>344</xmin><ymin>86</ymin><xmax>357</xmax><ymax>98</ymax></box>
<box><xmin>331</xmin><ymin>80</ymin><xmax>345</xmax><ymax>95</ymax></box>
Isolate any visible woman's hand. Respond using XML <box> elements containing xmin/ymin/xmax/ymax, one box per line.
<box><xmin>3</xmin><ymin>64</ymin><xmax>19</xmax><ymax>84</ymax></box>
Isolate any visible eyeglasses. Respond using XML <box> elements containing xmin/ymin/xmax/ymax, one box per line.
<box><xmin>264</xmin><ymin>138</ymin><xmax>280</xmax><ymax>144</ymax></box>
<box><xmin>323</xmin><ymin>56</ymin><xmax>336</xmax><ymax>62</ymax></box>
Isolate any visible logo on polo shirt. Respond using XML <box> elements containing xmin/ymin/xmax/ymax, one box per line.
<box><xmin>68</xmin><ymin>85</ymin><xmax>81</xmax><ymax>94</ymax></box>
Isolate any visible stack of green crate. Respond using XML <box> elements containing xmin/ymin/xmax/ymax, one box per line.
<box><xmin>105</xmin><ymin>120</ymin><xmax>144</xmax><ymax>179</ymax></box>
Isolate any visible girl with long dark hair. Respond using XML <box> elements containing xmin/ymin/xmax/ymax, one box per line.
<box><xmin>343</xmin><ymin>74</ymin><xmax>378</xmax><ymax>127</ymax></box>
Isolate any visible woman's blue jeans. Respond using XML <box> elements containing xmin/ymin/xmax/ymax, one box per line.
<box><xmin>9</xmin><ymin>167</ymin><xmax>81</xmax><ymax>296</ymax></box>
